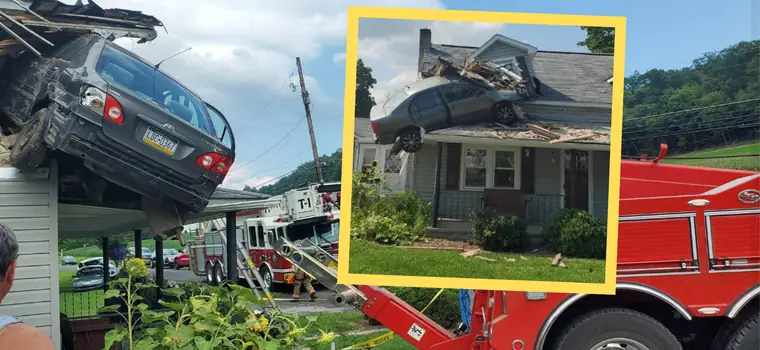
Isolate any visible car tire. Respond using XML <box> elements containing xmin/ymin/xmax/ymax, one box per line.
<box><xmin>260</xmin><ymin>266</ymin><xmax>273</xmax><ymax>289</ymax></box>
<box><xmin>213</xmin><ymin>263</ymin><xmax>224</xmax><ymax>286</ymax></box>
<box><xmin>492</xmin><ymin>102</ymin><xmax>517</xmax><ymax>126</ymax></box>
<box><xmin>398</xmin><ymin>128</ymin><xmax>423</xmax><ymax>153</ymax></box>
<box><xmin>205</xmin><ymin>262</ymin><xmax>215</xmax><ymax>285</ymax></box>
<box><xmin>10</xmin><ymin>108</ymin><xmax>49</xmax><ymax>172</ymax></box>
<box><xmin>552</xmin><ymin>307</ymin><xmax>682</xmax><ymax>350</ymax></box>
<box><xmin>174</xmin><ymin>261</ymin><xmax>180</xmax><ymax>270</ymax></box>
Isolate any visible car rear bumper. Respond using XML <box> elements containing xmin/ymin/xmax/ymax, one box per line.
<box><xmin>50</xmin><ymin>108</ymin><xmax>216</xmax><ymax>212</ymax></box>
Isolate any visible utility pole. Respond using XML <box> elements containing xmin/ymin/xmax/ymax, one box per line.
<box><xmin>296</xmin><ymin>57</ymin><xmax>324</xmax><ymax>183</ymax></box>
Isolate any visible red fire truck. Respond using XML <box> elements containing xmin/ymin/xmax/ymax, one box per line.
<box><xmin>187</xmin><ymin>182</ymin><xmax>340</xmax><ymax>288</ymax></box>
<box><xmin>279</xmin><ymin>145</ymin><xmax>760</xmax><ymax>350</ymax></box>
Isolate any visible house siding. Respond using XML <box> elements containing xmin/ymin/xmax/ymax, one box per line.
<box><xmin>472</xmin><ymin>41</ymin><xmax>536</xmax><ymax>77</ymax></box>
<box><xmin>522</xmin><ymin>105</ymin><xmax>612</xmax><ymax>125</ymax></box>
<box><xmin>411</xmin><ymin>144</ymin><xmax>611</xmax><ymax>224</ymax></box>
<box><xmin>0</xmin><ymin>165</ymin><xmax>60</xmax><ymax>348</ymax></box>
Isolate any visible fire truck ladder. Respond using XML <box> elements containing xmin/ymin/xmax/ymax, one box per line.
<box><xmin>272</xmin><ymin>238</ymin><xmax>367</xmax><ymax>309</ymax></box>
<box><xmin>215</xmin><ymin>227</ymin><xmax>279</xmax><ymax>310</ymax></box>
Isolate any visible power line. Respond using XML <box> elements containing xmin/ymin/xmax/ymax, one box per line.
<box><xmin>623</xmin><ymin>98</ymin><xmax>760</xmax><ymax>122</ymax></box>
<box><xmin>229</xmin><ymin>115</ymin><xmax>307</xmax><ymax>172</ymax></box>
<box><xmin>623</xmin><ymin>110</ymin><xmax>759</xmax><ymax>134</ymax></box>
<box><xmin>237</xmin><ymin>68</ymin><xmax>297</xmax><ymax>134</ymax></box>
<box><xmin>250</xmin><ymin>149</ymin><xmax>308</xmax><ymax>176</ymax></box>
<box><xmin>623</xmin><ymin>120</ymin><xmax>760</xmax><ymax>142</ymax></box>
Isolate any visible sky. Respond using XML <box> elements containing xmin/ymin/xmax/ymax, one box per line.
<box><xmin>88</xmin><ymin>0</ymin><xmax>757</xmax><ymax>191</ymax></box>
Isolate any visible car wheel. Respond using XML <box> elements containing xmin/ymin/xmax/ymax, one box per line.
<box><xmin>205</xmin><ymin>262</ymin><xmax>215</xmax><ymax>285</ymax></box>
<box><xmin>10</xmin><ymin>108</ymin><xmax>49</xmax><ymax>172</ymax></box>
<box><xmin>492</xmin><ymin>102</ymin><xmax>517</xmax><ymax>126</ymax></box>
<box><xmin>213</xmin><ymin>263</ymin><xmax>224</xmax><ymax>285</ymax></box>
<box><xmin>398</xmin><ymin>129</ymin><xmax>423</xmax><ymax>153</ymax></box>
<box><xmin>174</xmin><ymin>261</ymin><xmax>180</xmax><ymax>270</ymax></box>
<box><xmin>552</xmin><ymin>308</ymin><xmax>682</xmax><ymax>350</ymax></box>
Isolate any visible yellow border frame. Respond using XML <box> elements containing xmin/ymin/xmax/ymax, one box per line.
<box><xmin>338</xmin><ymin>6</ymin><xmax>626</xmax><ymax>295</ymax></box>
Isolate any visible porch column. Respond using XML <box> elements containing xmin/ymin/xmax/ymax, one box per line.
<box><xmin>134</xmin><ymin>229</ymin><xmax>142</xmax><ymax>259</ymax></box>
<box><xmin>431</xmin><ymin>142</ymin><xmax>443</xmax><ymax>228</ymax></box>
<box><xmin>101</xmin><ymin>236</ymin><xmax>109</xmax><ymax>291</ymax></box>
<box><xmin>225</xmin><ymin>211</ymin><xmax>237</xmax><ymax>283</ymax></box>
<box><xmin>155</xmin><ymin>238</ymin><xmax>164</xmax><ymax>289</ymax></box>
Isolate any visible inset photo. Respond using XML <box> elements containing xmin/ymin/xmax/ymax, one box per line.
<box><xmin>339</xmin><ymin>7</ymin><xmax>625</xmax><ymax>294</ymax></box>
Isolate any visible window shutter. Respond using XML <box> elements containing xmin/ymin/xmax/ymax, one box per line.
<box><xmin>445</xmin><ymin>143</ymin><xmax>461</xmax><ymax>190</ymax></box>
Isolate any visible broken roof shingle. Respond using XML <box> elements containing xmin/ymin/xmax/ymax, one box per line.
<box><xmin>429</xmin><ymin>121</ymin><xmax>611</xmax><ymax>145</ymax></box>
<box><xmin>419</xmin><ymin>43</ymin><xmax>614</xmax><ymax>105</ymax></box>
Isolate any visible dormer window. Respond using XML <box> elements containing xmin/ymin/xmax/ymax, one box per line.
<box><xmin>491</xmin><ymin>56</ymin><xmax>521</xmax><ymax>75</ymax></box>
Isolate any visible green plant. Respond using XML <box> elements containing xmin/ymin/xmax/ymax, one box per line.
<box><xmin>102</xmin><ymin>273</ymin><xmax>333</xmax><ymax>349</ymax></box>
<box><xmin>99</xmin><ymin>258</ymin><xmax>155</xmax><ymax>350</ymax></box>
<box><xmin>541</xmin><ymin>209</ymin><xmax>606</xmax><ymax>259</ymax></box>
<box><xmin>468</xmin><ymin>210</ymin><xmax>528</xmax><ymax>252</ymax></box>
<box><xmin>351</xmin><ymin>163</ymin><xmax>431</xmax><ymax>245</ymax></box>
<box><xmin>389</xmin><ymin>287</ymin><xmax>461</xmax><ymax>329</ymax></box>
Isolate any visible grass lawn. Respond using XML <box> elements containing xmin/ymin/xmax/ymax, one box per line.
<box><xmin>348</xmin><ymin>240</ymin><xmax>605</xmax><ymax>283</ymax></box>
<box><xmin>62</xmin><ymin>237</ymin><xmax>188</xmax><ymax>257</ymax></box>
<box><xmin>307</xmin><ymin>311</ymin><xmax>368</xmax><ymax>335</ymax></box>
<box><xmin>305</xmin><ymin>330</ymin><xmax>414</xmax><ymax>350</ymax></box>
<box><xmin>662</xmin><ymin>143</ymin><xmax>759</xmax><ymax>171</ymax></box>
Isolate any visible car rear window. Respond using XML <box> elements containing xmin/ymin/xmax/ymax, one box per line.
<box><xmin>96</xmin><ymin>44</ymin><xmax>217</xmax><ymax>136</ymax></box>
<box><xmin>383</xmin><ymin>88</ymin><xmax>411</xmax><ymax>112</ymax></box>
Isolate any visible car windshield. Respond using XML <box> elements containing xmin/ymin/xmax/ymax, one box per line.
<box><xmin>95</xmin><ymin>44</ymin><xmax>216</xmax><ymax>136</ymax></box>
<box><xmin>164</xmin><ymin>249</ymin><xmax>178</xmax><ymax>255</ymax></box>
<box><xmin>76</xmin><ymin>268</ymin><xmax>102</xmax><ymax>277</ymax></box>
<box><xmin>288</xmin><ymin>222</ymin><xmax>338</xmax><ymax>245</ymax></box>
<box><xmin>382</xmin><ymin>88</ymin><xmax>412</xmax><ymax>112</ymax></box>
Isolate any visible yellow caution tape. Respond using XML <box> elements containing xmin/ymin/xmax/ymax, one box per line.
<box><xmin>341</xmin><ymin>288</ymin><xmax>445</xmax><ymax>350</ymax></box>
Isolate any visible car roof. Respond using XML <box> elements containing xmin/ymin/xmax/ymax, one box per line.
<box><xmin>404</xmin><ymin>76</ymin><xmax>452</xmax><ymax>94</ymax></box>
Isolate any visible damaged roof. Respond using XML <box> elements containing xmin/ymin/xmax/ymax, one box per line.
<box><xmin>213</xmin><ymin>187</ymin><xmax>270</xmax><ymax>200</ymax></box>
<box><xmin>0</xmin><ymin>0</ymin><xmax>163</xmax><ymax>56</ymax></box>
<box><xmin>428</xmin><ymin>120</ymin><xmax>611</xmax><ymax>145</ymax></box>
<box><xmin>420</xmin><ymin>43</ymin><xmax>614</xmax><ymax>105</ymax></box>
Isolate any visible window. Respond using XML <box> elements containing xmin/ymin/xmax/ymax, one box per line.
<box><xmin>492</xmin><ymin>57</ymin><xmax>521</xmax><ymax>75</ymax></box>
<box><xmin>247</xmin><ymin>226</ymin><xmax>257</xmax><ymax>247</ymax></box>
<box><xmin>463</xmin><ymin>148</ymin><xmax>487</xmax><ymax>187</ymax></box>
<box><xmin>383</xmin><ymin>149</ymin><xmax>402</xmax><ymax>174</ymax></box>
<box><xmin>95</xmin><ymin>44</ymin><xmax>215</xmax><ymax>136</ymax></box>
<box><xmin>360</xmin><ymin>147</ymin><xmax>377</xmax><ymax>173</ymax></box>
<box><xmin>441</xmin><ymin>84</ymin><xmax>478</xmax><ymax>103</ymax></box>
<box><xmin>409</xmin><ymin>89</ymin><xmax>443</xmax><ymax>115</ymax></box>
<box><xmin>256</xmin><ymin>225</ymin><xmax>265</xmax><ymax>248</ymax></box>
<box><xmin>461</xmin><ymin>146</ymin><xmax>520</xmax><ymax>190</ymax></box>
<box><xmin>205</xmin><ymin>103</ymin><xmax>234</xmax><ymax>149</ymax></box>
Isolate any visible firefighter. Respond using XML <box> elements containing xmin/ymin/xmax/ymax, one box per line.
<box><xmin>292</xmin><ymin>242</ymin><xmax>318</xmax><ymax>301</ymax></box>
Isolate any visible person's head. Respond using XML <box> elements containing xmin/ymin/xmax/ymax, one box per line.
<box><xmin>0</xmin><ymin>222</ymin><xmax>19</xmax><ymax>303</ymax></box>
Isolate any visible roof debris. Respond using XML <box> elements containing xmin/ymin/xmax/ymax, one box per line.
<box><xmin>426</xmin><ymin>56</ymin><xmax>538</xmax><ymax>99</ymax></box>
<box><xmin>429</xmin><ymin>120</ymin><xmax>611</xmax><ymax>144</ymax></box>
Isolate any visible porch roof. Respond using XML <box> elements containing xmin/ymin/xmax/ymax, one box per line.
<box><xmin>425</xmin><ymin>121</ymin><xmax>611</xmax><ymax>150</ymax></box>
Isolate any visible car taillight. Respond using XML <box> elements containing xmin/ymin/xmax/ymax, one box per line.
<box><xmin>196</xmin><ymin>152</ymin><xmax>232</xmax><ymax>175</ymax></box>
<box><xmin>370</xmin><ymin>121</ymin><xmax>380</xmax><ymax>133</ymax></box>
<box><xmin>104</xmin><ymin>95</ymin><xmax>124</xmax><ymax>125</ymax></box>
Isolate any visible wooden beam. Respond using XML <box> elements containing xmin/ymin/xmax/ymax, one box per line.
<box><xmin>527</xmin><ymin>123</ymin><xmax>560</xmax><ymax>140</ymax></box>
<box><xmin>549</xmin><ymin>133</ymin><xmax>598</xmax><ymax>144</ymax></box>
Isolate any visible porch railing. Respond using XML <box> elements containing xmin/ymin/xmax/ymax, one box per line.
<box><xmin>435</xmin><ymin>192</ymin><xmax>571</xmax><ymax>225</ymax></box>
<box><xmin>60</xmin><ymin>290</ymin><xmax>104</xmax><ymax>318</ymax></box>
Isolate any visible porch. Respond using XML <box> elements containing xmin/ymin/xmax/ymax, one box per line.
<box><xmin>412</xmin><ymin>136</ymin><xmax>611</xmax><ymax>239</ymax></box>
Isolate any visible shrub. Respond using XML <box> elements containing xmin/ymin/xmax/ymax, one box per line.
<box><xmin>351</xmin><ymin>163</ymin><xmax>432</xmax><ymax>245</ymax></box>
<box><xmin>468</xmin><ymin>210</ymin><xmax>528</xmax><ymax>252</ymax></box>
<box><xmin>390</xmin><ymin>287</ymin><xmax>461</xmax><ymax>329</ymax></box>
<box><xmin>541</xmin><ymin>209</ymin><xmax>606</xmax><ymax>259</ymax></box>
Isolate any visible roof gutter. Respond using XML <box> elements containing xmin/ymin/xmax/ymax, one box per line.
<box><xmin>524</xmin><ymin>100</ymin><xmax>611</xmax><ymax>109</ymax></box>
<box><xmin>424</xmin><ymin>134</ymin><xmax>611</xmax><ymax>151</ymax></box>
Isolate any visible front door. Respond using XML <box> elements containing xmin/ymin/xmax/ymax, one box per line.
<box><xmin>563</xmin><ymin>150</ymin><xmax>589</xmax><ymax>211</ymax></box>
<box><xmin>357</xmin><ymin>144</ymin><xmax>408</xmax><ymax>192</ymax></box>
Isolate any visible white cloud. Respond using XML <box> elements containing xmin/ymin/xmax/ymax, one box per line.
<box><xmin>222</xmin><ymin>166</ymin><xmax>277</xmax><ymax>190</ymax></box>
<box><xmin>357</xmin><ymin>18</ymin><xmax>503</xmax><ymax>103</ymax></box>
<box><xmin>333</xmin><ymin>52</ymin><xmax>347</xmax><ymax>63</ymax></box>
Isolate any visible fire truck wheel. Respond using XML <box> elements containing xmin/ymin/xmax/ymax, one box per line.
<box><xmin>721</xmin><ymin>310</ymin><xmax>759</xmax><ymax>350</ymax></box>
<box><xmin>260</xmin><ymin>267</ymin><xmax>273</xmax><ymax>289</ymax></box>
<box><xmin>213</xmin><ymin>263</ymin><xmax>224</xmax><ymax>285</ymax></box>
<box><xmin>205</xmin><ymin>262</ymin><xmax>215</xmax><ymax>285</ymax></box>
<box><xmin>552</xmin><ymin>308</ymin><xmax>682</xmax><ymax>350</ymax></box>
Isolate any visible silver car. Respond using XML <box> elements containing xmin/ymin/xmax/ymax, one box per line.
<box><xmin>369</xmin><ymin>76</ymin><xmax>522</xmax><ymax>153</ymax></box>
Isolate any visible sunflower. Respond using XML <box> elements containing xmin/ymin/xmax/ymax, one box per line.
<box><xmin>125</xmin><ymin>258</ymin><xmax>148</xmax><ymax>278</ymax></box>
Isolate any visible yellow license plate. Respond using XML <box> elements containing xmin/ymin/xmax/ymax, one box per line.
<box><xmin>143</xmin><ymin>127</ymin><xmax>178</xmax><ymax>155</ymax></box>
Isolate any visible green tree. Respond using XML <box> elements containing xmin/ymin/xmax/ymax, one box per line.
<box><xmin>577</xmin><ymin>26</ymin><xmax>615</xmax><ymax>54</ymax></box>
<box><xmin>245</xmin><ymin>149</ymin><xmax>343</xmax><ymax>195</ymax></box>
<box><xmin>355</xmin><ymin>59</ymin><xmax>377</xmax><ymax>118</ymax></box>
